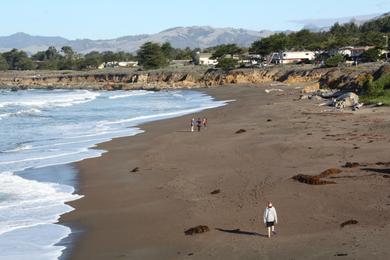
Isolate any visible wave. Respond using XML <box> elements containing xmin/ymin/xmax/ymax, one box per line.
<box><xmin>0</xmin><ymin>171</ymin><xmax>81</xmax><ymax>235</ymax></box>
<box><xmin>0</xmin><ymin>108</ymin><xmax>42</xmax><ymax>120</ymax></box>
<box><xmin>0</xmin><ymin>223</ymin><xmax>70</xmax><ymax>260</ymax></box>
<box><xmin>0</xmin><ymin>149</ymin><xmax>90</xmax><ymax>166</ymax></box>
<box><xmin>3</xmin><ymin>144</ymin><xmax>33</xmax><ymax>153</ymax></box>
<box><xmin>0</xmin><ymin>171</ymin><xmax>81</xmax><ymax>259</ymax></box>
<box><xmin>96</xmin><ymin>102</ymin><xmax>229</xmax><ymax>127</ymax></box>
<box><xmin>108</xmin><ymin>90</ymin><xmax>151</xmax><ymax>99</ymax></box>
<box><xmin>0</xmin><ymin>90</ymin><xmax>99</xmax><ymax>109</ymax></box>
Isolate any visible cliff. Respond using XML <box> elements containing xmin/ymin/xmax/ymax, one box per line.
<box><xmin>0</xmin><ymin>63</ymin><xmax>384</xmax><ymax>91</ymax></box>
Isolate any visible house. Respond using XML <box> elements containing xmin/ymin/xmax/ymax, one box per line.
<box><xmin>270</xmin><ymin>51</ymin><xmax>316</xmax><ymax>64</ymax></box>
<box><xmin>197</xmin><ymin>52</ymin><xmax>218</xmax><ymax>66</ymax></box>
<box><xmin>238</xmin><ymin>54</ymin><xmax>263</xmax><ymax>67</ymax></box>
<box><xmin>331</xmin><ymin>46</ymin><xmax>375</xmax><ymax>59</ymax></box>
<box><xmin>118</xmin><ymin>61</ymin><xmax>138</xmax><ymax>67</ymax></box>
<box><xmin>98</xmin><ymin>61</ymin><xmax>138</xmax><ymax>69</ymax></box>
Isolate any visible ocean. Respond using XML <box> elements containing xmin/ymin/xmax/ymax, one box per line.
<box><xmin>0</xmin><ymin>88</ymin><xmax>229</xmax><ymax>260</ymax></box>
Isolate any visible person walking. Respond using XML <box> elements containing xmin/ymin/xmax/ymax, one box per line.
<box><xmin>190</xmin><ymin>118</ymin><xmax>195</xmax><ymax>132</ymax></box>
<box><xmin>202</xmin><ymin>117</ymin><xmax>207</xmax><ymax>128</ymax></box>
<box><xmin>263</xmin><ymin>201</ymin><xmax>278</xmax><ymax>238</ymax></box>
<box><xmin>196</xmin><ymin>118</ymin><xmax>202</xmax><ymax>132</ymax></box>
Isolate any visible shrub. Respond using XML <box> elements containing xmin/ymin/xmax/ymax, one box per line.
<box><xmin>216</xmin><ymin>57</ymin><xmax>237</xmax><ymax>71</ymax></box>
<box><xmin>324</xmin><ymin>54</ymin><xmax>345</xmax><ymax>67</ymax></box>
<box><xmin>360</xmin><ymin>72</ymin><xmax>390</xmax><ymax>105</ymax></box>
<box><xmin>360</xmin><ymin>48</ymin><xmax>381</xmax><ymax>62</ymax></box>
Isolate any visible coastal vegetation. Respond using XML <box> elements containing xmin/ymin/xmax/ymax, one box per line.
<box><xmin>360</xmin><ymin>71</ymin><xmax>390</xmax><ymax>105</ymax></box>
<box><xmin>249</xmin><ymin>14</ymin><xmax>390</xmax><ymax>55</ymax></box>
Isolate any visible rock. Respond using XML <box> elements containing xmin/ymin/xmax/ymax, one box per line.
<box><xmin>299</xmin><ymin>94</ymin><xmax>310</xmax><ymax>100</ymax></box>
<box><xmin>318</xmin><ymin>89</ymin><xmax>341</xmax><ymax>98</ymax></box>
<box><xmin>312</xmin><ymin>95</ymin><xmax>323</xmax><ymax>101</ymax></box>
<box><xmin>265</xmin><ymin>88</ymin><xmax>283</xmax><ymax>94</ymax></box>
<box><xmin>344</xmin><ymin>162</ymin><xmax>360</xmax><ymax>168</ymax></box>
<box><xmin>340</xmin><ymin>219</ymin><xmax>358</xmax><ymax>228</ymax></box>
<box><xmin>376</xmin><ymin>162</ymin><xmax>390</xmax><ymax>166</ymax></box>
<box><xmin>267</xmin><ymin>119</ymin><xmax>272</xmax><ymax>122</ymax></box>
<box><xmin>292</xmin><ymin>168</ymin><xmax>342</xmax><ymax>185</ymax></box>
<box><xmin>318</xmin><ymin>168</ymin><xmax>342</xmax><ymax>178</ymax></box>
<box><xmin>302</xmin><ymin>82</ymin><xmax>320</xmax><ymax>94</ymax></box>
<box><xmin>130</xmin><ymin>167</ymin><xmax>139</xmax><ymax>172</ymax></box>
<box><xmin>210</xmin><ymin>189</ymin><xmax>220</xmax><ymax>195</ymax></box>
<box><xmin>292</xmin><ymin>174</ymin><xmax>336</xmax><ymax>185</ymax></box>
<box><xmin>334</xmin><ymin>253</ymin><xmax>348</xmax><ymax>257</ymax></box>
<box><xmin>352</xmin><ymin>103</ymin><xmax>363</xmax><ymax>111</ymax></box>
<box><xmin>235</xmin><ymin>129</ymin><xmax>246</xmax><ymax>134</ymax></box>
<box><xmin>184</xmin><ymin>225</ymin><xmax>210</xmax><ymax>235</ymax></box>
<box><xmin>333</xmin><ymin>92</ymin><xmax>359</xmax><ymax>109</ymax></box>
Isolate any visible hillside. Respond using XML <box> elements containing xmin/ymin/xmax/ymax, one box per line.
<box><xmin>0</xmin><ymin>27</ymin><xmax>274</xmax><ymax>54</ymax></box>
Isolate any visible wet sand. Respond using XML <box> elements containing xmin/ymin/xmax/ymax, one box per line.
<box><xmin>61</xmin><ymin>85</ymin><xmax>390</xmax><ymax>259</ymax></box>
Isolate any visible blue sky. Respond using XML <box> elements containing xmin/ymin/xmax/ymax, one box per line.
<box><xmin>1</xmin><ymin>0</ymin><xmax>389</xmax><ymax>39</ymax></box>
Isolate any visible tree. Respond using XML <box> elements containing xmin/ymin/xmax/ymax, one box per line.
<box><xmin>137</xmin><ymin>42</ymin><xmax>168</xmax><ymax>70</ymax></box>
<box><xmin>324</xmin><ymin>54</ymin><xmax>345</xmax><ymax>67</ymax></box>
<box><xmin>249</xmin><ymin>33</ymin><xmax>289</xmax><ymax>56</ymax></box>
<box><xmin>45</xmin><ymin>46</ymin><xmax>59</xmax><ymax>60</ymax></box>
<box><xmin>79</xmin><ymin>51</ymin><xmax>102</xmax><ymax>69</ymax></box>
<box><xmin>288</xmin><ymin>29</ymin><xmax>327</xmax><ymax>50</ymax></box>
<box><xmin>216</xmin><ymin>57</ymin><xmax>237</xmax><ymax>71</ymax></box>
<box><xmin>360</xmin><ymin>15</ymin><xmax>390</xmax><ymax>33</ymax></box>
<box><xmin>358</xmin><ymin>31</ymin><xmax>387</xmax><ymax>48</ymax></box>
<box><xmin>31</xmin><ymin>51</ymin><xmax>47</xmax><ymax>61</ymax></box>
<box><xmin>161</xmin><ymin>42</ymin><xmax>175</xmax><ymax>60</ymax></box>
<box><xmin>360</xmin><ymin>48</ymin><xmax>381</xmax><ymax>62</ymax></box>
<box><xmin>0</xmin><ymin>55</ymin><xmax>8</xmax><ymax>70</ymax></box>
<box><xmin>211</xmin><ymin>44</ymin><xmax>242</xmax><ymax>59</ymax></box>
<box><xmin>2</xmin><ymin>49</ymin><xmax>34</xmax><ymax>70</ymax></box>
<box><xmin>61</xmin><ymin>46</ymin><xmax>74</xmax><ymax>59</ymax></box>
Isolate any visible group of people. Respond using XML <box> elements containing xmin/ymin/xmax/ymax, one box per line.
<box><xmin>190</xmin><ymin>117</ymin><xmax>207</xmax><ymax>132</ymax></box>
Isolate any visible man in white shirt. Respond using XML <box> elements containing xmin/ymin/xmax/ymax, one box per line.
<box><xmin>263</xmin><ymin>201</ymin><xmax>278</xmax><ymax>238</ymax></box>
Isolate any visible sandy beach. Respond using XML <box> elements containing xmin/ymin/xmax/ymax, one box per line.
<box><xmin>61</xmin><ymin>84</ymin><xmax>390</xmax><ymax>259</ymax></box>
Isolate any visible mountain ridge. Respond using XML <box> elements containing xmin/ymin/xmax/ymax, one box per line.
<box><xmin>0</xmin><ymin>26</ymin><xmax>274</xmax><ymax>54</ymax></box>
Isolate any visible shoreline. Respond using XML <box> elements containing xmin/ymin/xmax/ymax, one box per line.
<box><xmin>61</xmin><ymin>84</ymin><xmax>390</xmax><ymax>259</ymax></box>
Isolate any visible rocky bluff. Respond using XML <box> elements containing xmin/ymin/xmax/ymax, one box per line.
<box><xmin>0</xmin><ymin>63</ymin><xmax>385</xmax><ymax>91</ymax></box>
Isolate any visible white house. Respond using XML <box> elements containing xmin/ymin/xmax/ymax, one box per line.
<box><xmin>271</xmin><ymin>51</ymin><xmax>316</xmax><ymax>64</ymax></box>
<box><xmin>118</xmin><ymin>61</ymin><xmax>138</xmax><ymax>67</ymax></box>
<box><xmin>98</xmin><ymin>61</ymin><xmax>138</xmax><ymax>69</ymax></box>
<box><xmin>334</xmin><ymin>46</ymin><xmax>375</xmax><ymax>58</ymax></box>
<box><xmin>239</xmin><ymin>54</ymin><xmax>262</xmax><ymax>66</ymax></box>
<box><xmin>197</xmin><ymin>52</ymin><xmax>218</xmax><ymax>66</ymax></box>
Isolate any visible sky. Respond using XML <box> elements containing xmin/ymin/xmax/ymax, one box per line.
<box><xmin>1</xmin><ymin>0</ymin><xmax>389</xmax><ymax>39</ymax></box>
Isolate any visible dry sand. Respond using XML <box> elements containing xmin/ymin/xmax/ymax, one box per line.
<box><xmin>61</xmin><ymin>85</ymin><xmax>390</xmax><ymax>260</ymax></box>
